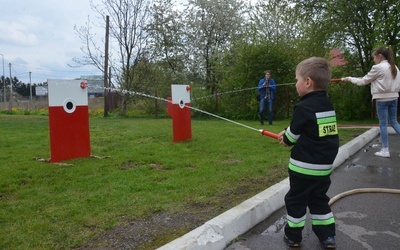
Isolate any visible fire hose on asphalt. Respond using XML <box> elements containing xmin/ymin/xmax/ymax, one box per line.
<box><xmin>329</xmin><ymin>188</ymin><xmax>400</xmax><ymax>206</ymax></box>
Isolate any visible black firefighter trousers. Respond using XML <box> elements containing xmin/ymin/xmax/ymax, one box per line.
<box><xmin>284</xmin><ymin>174</ymin><xmax>336</xmax><ymax>242</ymax></box>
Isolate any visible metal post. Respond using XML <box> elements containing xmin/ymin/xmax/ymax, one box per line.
<box><xmin>0</xmin><ymin>54</ymin><xmax>4</xmax><ymax>102</ymax></box>
<box><xmin>29</xmin><ymin>72</ymin><xmax>32</xmax><ymax>101</ymax></box>
<box><xmin>8</xmin><ymin>62</ymin><xmax>12</xmax><ymax>111</ymax></box>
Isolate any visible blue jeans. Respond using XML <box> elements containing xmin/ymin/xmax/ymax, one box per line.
<box><xmin>376</xmin><ymin>99</ymin><xmax>400</xmax><ymax>148</ymax></box>
<box><xmin>259</xmin><ymin>97</ymin><xmax>273</xmax><ymax>125</ymax></box>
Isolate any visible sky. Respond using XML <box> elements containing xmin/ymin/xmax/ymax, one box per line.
<box><xmin>0</xmin><ymin>0</ymin><xmax>105</xmax><ymax>84</ymax></box>
<box><xmin>0</xmin><ymin>0</ymin><xmax>256</xmax><ymax>84</ymax></box>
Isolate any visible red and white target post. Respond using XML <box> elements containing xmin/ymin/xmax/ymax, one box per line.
<box><xmin>169</xmin><ymin>84</ymin><xmax>192</xmax><ymax>142</ymax></box>
<box><xmin>47</xmin><ymin>79</ymin><xmax>91</xmax><ymax>162</ymax></box>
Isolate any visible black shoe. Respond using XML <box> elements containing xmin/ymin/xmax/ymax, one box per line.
<box><xmin>283</xmin><ymin>235</ymin><xmax>301</xmax><ymax>248</ymax></box>
<box><xmin>320</xmin><ymin>236</ymin><xmax>336</xmax><ymax>249</ymax></box>
<box><xmin>261</xmin><ymin>121</ymin><xmax>264</xmax><ymax>125</ymax></box>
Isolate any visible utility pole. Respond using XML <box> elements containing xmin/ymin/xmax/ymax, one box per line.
<box><xmin>103</xmin><ymin>15</ymin><xmax>110</xmax><ymax>117</ymax></box>
<box><xmin>29</xmin><ymin>72</ymin><xmax>32</xmax><ymax>101</ymax></box>
<box><xmin>0</xmin><ymin>53</ymin><xmax>4</xmax><ymax>102</ymax></box>
<box><xmin>8</xmin><ymin>63</ymin><xmax>12</xmax><ymax>112</ymax></box>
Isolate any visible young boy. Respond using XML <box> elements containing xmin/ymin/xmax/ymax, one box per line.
<box><xmin>278</xmin><ymin>57</ymin><xmax>339</xmax><ymax>249</ymax></box>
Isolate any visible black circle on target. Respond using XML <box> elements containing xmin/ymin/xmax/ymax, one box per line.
<box><xmin>66</xmin><ymin>101</ymin><xmax>74</xmax><ymax>110</ymax></box>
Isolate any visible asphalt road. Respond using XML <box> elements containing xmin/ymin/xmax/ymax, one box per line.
<box><xmin>226</xmin><ymin>134</ymin><xmax>400</xmax><ymax>250</ymax></box>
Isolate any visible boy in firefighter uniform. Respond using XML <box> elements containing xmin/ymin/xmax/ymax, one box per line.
<box><xmin>278</xmin><ymin>57</ymin><xmax>339</xmax><ymax>249</ymax></box>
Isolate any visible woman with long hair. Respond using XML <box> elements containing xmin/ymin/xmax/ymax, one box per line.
<box><xmin>342</xmin><ymin>46</ymin><xmax>400</xmax><ymax>157</ymax></box>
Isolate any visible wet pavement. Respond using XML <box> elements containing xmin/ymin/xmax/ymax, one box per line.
<box><xmin>226</xmin><ymin>134</ymin><xmax>400</xmax><ymax>250</ymax></box>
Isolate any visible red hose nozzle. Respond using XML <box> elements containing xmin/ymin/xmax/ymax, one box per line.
<box><xmin>259</xmin><ymin>129</ymin><xmax>279</xmax><ymax>140</ymax></box>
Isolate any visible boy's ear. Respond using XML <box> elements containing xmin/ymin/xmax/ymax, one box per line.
<box><xmin>305</xmin><ymin>77</ymin><xmax>313</xmax><ymax>88</ymax></box>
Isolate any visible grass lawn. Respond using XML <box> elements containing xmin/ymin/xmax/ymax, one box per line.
<box><xmin>0</xmin><ymin>114</ymin><xmax>369</xmax><ymax>249</ymax></box>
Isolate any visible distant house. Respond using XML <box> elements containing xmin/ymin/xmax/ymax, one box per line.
<box><xmin>77</xmin><ymin>75</ymin><xmax>104</xmax><ymax>98</ymax></box>
<box><xmin>79</xmin><ymin>75</ymin><xmax>120</xmax><ymax>110</ymax></box>
<box><xmin>38</xmin><ymin>75</ymin><xmax>105</xmax><ymax>98</ymax></box>
<box><xmin>35</xmin><ymin>86</ymin><xmax>48</xmax><ymax>96</ymax></box>
<box><xmin>330</xmin><ymin>48</ymin><xmax>347</xmax><ymax>67</ymax></box>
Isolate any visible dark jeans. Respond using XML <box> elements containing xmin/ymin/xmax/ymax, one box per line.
<box><xmin>259</xmin><ymin>97</ymin><xmax>273</xmax><ymax>124</ymax></box>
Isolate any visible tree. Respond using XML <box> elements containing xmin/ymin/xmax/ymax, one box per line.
<box><xmin>74</xmin><ymin>0</ymin><xmax>152</xmax><ymax>116</ymax></box>
<box><xmin>249</xmin><ymin>0</ymin><xmax>333</xmax><ymax>68</ymax></box>
<box><xmin>250</xmin><ymin>0</ymin><xmax>304</xmax><ymax>45</ymax></box>
<box><xmin>291</xmin><ymin>0</ymin><xmax>400</xmax><ymax>73</ymax></box>
<box><xmin>183</xmin><ymin>0</ymin><xmax>247</xmax><ymax>94</ymax></box>
<box><xmin>147</xmin><ymin>0</ymin><xmax>187</xmax><ymax>82</ymax></box>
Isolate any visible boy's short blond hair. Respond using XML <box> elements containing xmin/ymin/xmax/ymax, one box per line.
<box><xmin>296</xmin><ymin>57</ymin><xmax>332</xmax><ymax>90</ymax></box>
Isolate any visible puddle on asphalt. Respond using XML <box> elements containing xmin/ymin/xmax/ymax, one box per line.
<box><xmin>261</xmin><ymin>215</ymin><xmax>286</xmax><ymax>236</ymax></box>
<box><xmin>344</xmin><ymin>163</ymin><xmax>393</xmax><ymax>177</ymax></box>
<box><xmin>344</xmin><ymin>163</ymin><xmax>367</xmax><ymax>171</ymax></box>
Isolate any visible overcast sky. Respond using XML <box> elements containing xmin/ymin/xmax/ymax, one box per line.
<box><xmin>1</xmin><ymin>0</ymin><xmax>116</xmax><ymax>84</ymax></box>
<box><xmin>0</xmin><ymin>0</ymin><xmax>254</xmax><ymax>84</ymax></box>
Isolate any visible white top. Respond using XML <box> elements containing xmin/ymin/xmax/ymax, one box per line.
<box><xmin>346</xmin><ymin>60</ymin><xmax>400</xmax><ymax>100</ymax></box>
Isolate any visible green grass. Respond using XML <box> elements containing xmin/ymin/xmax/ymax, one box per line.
<box><xmin>0</xmin><ymin>115</ymin><xmax>369</xmax><ymax>249</ymax></box>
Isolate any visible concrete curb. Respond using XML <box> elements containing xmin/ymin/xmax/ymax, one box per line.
<box><xmin>157</xmin><ymin>128</ymin><xmax>380</xmax><ymax>250</ymax></box>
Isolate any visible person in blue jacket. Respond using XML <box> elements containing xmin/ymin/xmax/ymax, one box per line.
<box><xmin>257</xmin><ymin>70</ymin><xmax>277</xmax><ymax>125</ymax></box>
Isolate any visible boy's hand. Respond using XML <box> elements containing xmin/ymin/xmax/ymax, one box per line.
<box><xmin>278</xmin><ymin>130</ymin><xmax>289</xmax><ymax>147</ymax></box>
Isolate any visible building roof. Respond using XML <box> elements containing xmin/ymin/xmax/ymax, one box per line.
<box><xmin>78</xmin><ymin>75</ymin><xmax>104</xmax><ymax>94</ymax></box>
